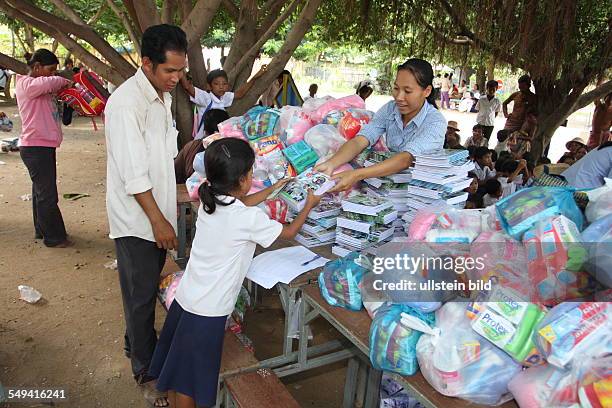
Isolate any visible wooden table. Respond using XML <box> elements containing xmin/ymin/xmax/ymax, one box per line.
<box><xmin>301</xmin><ymin>284</ymin><xmax>519</xmax><ymax>408</ymax></box>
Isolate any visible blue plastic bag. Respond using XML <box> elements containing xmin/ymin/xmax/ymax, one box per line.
<box><xmin>241</xmin><ymin>106</ymin><xmax>280</xmax><ymax>140</ymax></box>
<box><xmin>496</xmin><ymin>187</ymin><xmax>584</xmax><ymax>240</ymax></box>
<box><xmin>369</xmin><ymin>303</ymin><xmax>435</xmax><ymax>376</ymax></box>
<box><xmin>318</xmin><ymin>252</ymin><xmax>370</xmax><ymax>310</ymax></box>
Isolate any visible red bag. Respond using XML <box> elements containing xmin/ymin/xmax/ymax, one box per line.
<box><xmin>58</xmin><ymin>71</ymin><xmax>109</xmax><ymax>117</ymax></box>
<box><xmin>338</xmin><ymin>110</ymin><xmax>372</xmax><ymax>140</ymax></box>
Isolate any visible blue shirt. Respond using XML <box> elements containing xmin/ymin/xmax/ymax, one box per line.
<box><xmin>562</xmin><ymin>146</ymin><xmax>612</xmax><ymax>189</ymax></box>
<box><xmin>359</xmin><ymin>100</ymin><xmax>446</xmax><ymax>156</ymax></box>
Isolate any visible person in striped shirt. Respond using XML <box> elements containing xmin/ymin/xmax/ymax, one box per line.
<box><xmin>316</xmin><ymin>58</ymin><xmax>446</xmax><ymax>192</ymax></box>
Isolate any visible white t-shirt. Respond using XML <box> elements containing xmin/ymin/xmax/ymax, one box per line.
<box><xmin>475</xmin><ymin>96</ymin><xmax>502</xmax><ymax>127</ymax></box>
<box><xmin>175</xmin><ymin>197</ymin><xmax>283</xmax><ymax>316</ymax></box>
<box><xmin>191</xmin><ymin>87</ymin><xmax>234</xmax><ymax>139</ymax></box>
<box><xmin>441</xmin><ymin>78</ymin><xmax>452</xmax><ymax>92</ymax></box>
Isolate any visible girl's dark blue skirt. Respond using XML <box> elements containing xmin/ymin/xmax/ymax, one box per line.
<box><xmin>149</xmin><ymin>300</ymin><xmax>227</xmax><ymax>407</ymax></box>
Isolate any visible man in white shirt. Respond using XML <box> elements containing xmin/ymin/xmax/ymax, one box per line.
<box><xmin>475</xmin><ymin>80</ymin><xmax>502</xmax><ymax>141</ymax></box>
<box><xmin>432</xmin><ymin>73</ymin><xmax>442</xmax><ymax>101</ymax></box>
<box><xmin>104</xmin><ymin>24</ymin><xmax>187</xmax><ymax>406</ymax></box>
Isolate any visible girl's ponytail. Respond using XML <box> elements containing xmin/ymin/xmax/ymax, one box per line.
<box><xmin>198</xmin><ymin>182</ymin><xmax>216</xmax><ymax>214</ymax></box>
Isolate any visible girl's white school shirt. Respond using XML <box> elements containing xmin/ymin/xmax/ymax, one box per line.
<box><xmin>174</xmin><ymin>196</ymin><xmax>282</xmax><ymax>317</ymax></box>
<box><xmin>191</xmin><ymin>87</ymin><xmax>235</xmax><ymax>139</ymax></box>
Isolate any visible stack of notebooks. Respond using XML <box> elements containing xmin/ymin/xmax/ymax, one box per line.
<box><xmin>278</xmin><ymin>168</ymin><xmax>335</xmax><ymax>212</ymax></box>
<box><xmin>363</xmin><ymin>151</ymin><xmax>413</xmax><ymax>214</ymax></box>
<box><xmin>295</xmin><ymin>199</ymin><xmax>341</xmax><ymax>248</ymax></box>
<box><xmin>406</xmin><ymin>149</ymin><xmax>473</xmax><ymax>208</ymax></box>
<box><xmin>333</xmin><ymin>194</ymin><xmax>397</xmax><ymax>257</ymax></box>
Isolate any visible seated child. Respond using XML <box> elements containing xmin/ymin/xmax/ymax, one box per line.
<box><xmin>0</xmin><ymin>111</ymin><xmax>13</xmax><ymax>132</ymax></box>
<box><xmin>482</xmin><ymin>178</ymin><xmax>503</xmax><ymax>207</ymax></box>
<box><xmin>473</xmin><ymin>146</ymin><xmax>496</xmax><ymax>185</ymax></box>
<box><xmin>149</xmin><ymin>138</ymin><xmax>321</xmax><ymax>408</ymax></box>
<box><xmin>180</xmin><ymin>67</ymin><xmax>266</xmax><ymax>139</ymax></box>
<box><xmin>464</xmin><ymin>175</ymin><xmax>483</xmax><ymax>209</ymax></box>
<box><xmin>494</xmin><ymin>129</ymin><xmax>511</xmax><ymax>154</ymax></box>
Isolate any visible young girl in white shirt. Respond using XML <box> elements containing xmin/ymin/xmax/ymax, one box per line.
<box><xmin>149</xmin><ymin>138</ymin><xmax>320</xmax><ymax>408</ymax></box>
<box><xmin>181</xmin><ymin>67</ymin><xmax>267</xmax><ymax>139</ymax></box>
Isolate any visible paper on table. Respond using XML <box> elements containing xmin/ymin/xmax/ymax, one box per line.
<box><xmin>246</xmin><ymin>246</ymin><xmax>329</xmax><ymax>289</ymax></box>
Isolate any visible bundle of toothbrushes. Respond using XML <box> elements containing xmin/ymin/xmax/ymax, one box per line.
<box><xmin>318</xmin><ymin>251</ymin><xmax>372</xmax><ymax>310</ymax></box>
<box><xmin>495</xmin><ymin>187</ymin><xmax>584</xmax><ymax>240</ymax></box>
<box><xmin>415</xmin><ymin>302</ymin><xmax>522</xmax><ymax>406</ymax></box>
<box><xmin>533</xmin><ymin>302</ymin><xmax>610</xmax><ymax>369</ymax></box>
<box><xmin>523</xmin><ymin>215</ymin><xmax>596</xmax><ymax>304</ymax></box>
<box><xmin>369</xmin><ymin>303</ymin><xmax>435</xmax><ymax>376</ymax></box>
<box><xmin>467</xmin><ymin>286</ymin><xmax>547</xmax><ymax>366</ymax></box>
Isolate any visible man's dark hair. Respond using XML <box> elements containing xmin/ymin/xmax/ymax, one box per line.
<box><xmin>518</xmin><ymin>74</ymin><xmax>531</xmax><ymax>84</ymax></box>
<box><xmin>141</xmin><ymin>24</ymin><xmax>187</xmax><ymax>66</ymax></box>
<box><xmin>474</xmin><ymin>146</ymin><xmax>491</xmax><ymax>160</ymax></box>
<box><xmin>486</xmin><ymin>80</ymin><xmax>498</xmax><ymax>89</ymax></box>
<box><xmin>485</xmin><ymin>178</ymin><xmax>502</xmax><ymax>195</ymax></box>
<box><xmin>497</xmin><ymin>129</ymin><xmax>510</xmax><ymax>142</ymax></box>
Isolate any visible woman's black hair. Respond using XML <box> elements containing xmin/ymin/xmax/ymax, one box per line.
<box><xmin>198</xmin><ymin>138</ymin><xmax>255</xmax><ymax>214</ymax></box>
<box><xmin>25</xmin><ymin>49</ymin><xmax>59</xmax><ymax>67</ymax></box>
<box><xmin>141</xmin><ymin>24</ymin><xmax>187</xmax><ymax>66</ymax></box>
<box><xmin>203</xmin><ymin>109</ymin><xmax>230</xmax><ymax>135</ymax></box>
<box><xmin>206</xmin><ymin>69</ymin><xmax>228</xmax><ymax>85</ymax></box>
<box><xmin>397</xmin><ymin>58</ymin><xmax>437</xmax><ymax>108</ymax></box>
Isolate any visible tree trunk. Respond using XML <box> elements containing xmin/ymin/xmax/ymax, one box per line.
<box><xmin>225</xmin><ymin>0</ymin><xmax>258</xmax><ymax>88</ymax></box>
<box><xmin>173</xmin><ymin>86</ymin><xmax>194</xmax><ymax>149</ymax></box>
<box><xmin>476</xmin><ymin>64</ymin><xmax>486</xmax><ymax>93</ymax></box>
<box><xmin>24</xmin><ymin>24</ymin><xmax>35</xmax><ymax>52</ymax></box>
<box><xmin>486</xmin><ymin>56</ymin><xmax>495</xmax><ymax>81</ymax></box>
<box><xmin>229</xmin><ymin>0</ymin><xmax>323</xmax><ymax>115</ymax></box>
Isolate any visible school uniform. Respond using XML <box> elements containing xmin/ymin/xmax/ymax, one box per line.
<box><xmin>475</xmin><ymin>95</ymin><xmax>501</xmax><ymax>140</ymax></box>
<box><xmin>191</xmin><ymin>87</ymin><xmax>234</xmax><ymax>139</ymax></box>
<box><xmin>150</xmin><ymin>196</ymin><xmax>282</xmax><ymax>406</ymax></box>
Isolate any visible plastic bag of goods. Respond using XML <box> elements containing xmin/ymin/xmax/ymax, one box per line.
<box><xmin>468</xmin><ymin>285</ymin><xmax>547</xmax><ymax>366</ymax></box>
<box><xmin>585</xmin><ymin>178</ymin><xmax>612</xmax><ymax>223</ymax></box>
<box><xmin>201</xmin><ymin>132</ymin><xmax>224</xmax><ymax>148</ymax></box>
<box><xmin>185</xmin><ymin>172</ymin><xmax>205</xmax><ymax>201</ymax></box>
<box><xmin>338</xmin><ymin>108</ymin><xmax>373</xmax><ymax>140</ymax></box>
<box><xmin>251</xmin><ymin>135</ymin><xmax>297</xmax><ymax>185</ymax></box>
<box><xmin>416</xmin><ymin>302</ymin><xmax>522</xmax><ymax>406</ymax></box>
<box><xmin>318</xmin><ymin>252</ymin><xmax>372</xmax><ymax>310</ymax></box>
<box><xmin>369</xmin><ymin>303</ymin><xmax>435</xmax><ymax>376</ymax></box>
<box><xmin>523</xmin><ymin>215</ymin><xmax>594</xmax><ymax>304</ymax></box>
<box><xmin>282</xmin><ymin>140</ymin><xmax>319</xmax><ymax>174</ymax></box>
<box><xmin>303</xmin><ymin>124</ymin><xmax>345</xmax><ymax>161</ymax></box>
<box><xmin>241</xmin><ymin>106</ymin><xmax>281</xmax><ymax>140</ymax></box>
<box><xmin>495</xmin><ymin>187</ymin><xmax>584</xmax><ymax>240</ymax></box>
<box><xmin>321</xmin><ymin>109</ymin><xmax>344</xmax><ymax>126</ymax></box>
<box><xmin>581</xmin><ymin>214</ymin><xmax>612</xmax><ymax>288</ymax></box>
<box><xmin>193</xmin><ymin>151</ymin><xmax>206</xmax><ymax>177</ymax></box>
<box><xmin>278</xmin><ymin>106</ymin><xmax>313</xmax><ymax>146</ymax></box>
<box><xmin>507</xmin><ymin>363</ymin><xmax>572</xmax><ymax>408</ymax></box>
<box><xmin>408</xmin><ymin>203</ymin><xmax>482</xmax><ymax>243</ymax></box>
<box><xmin>468</xmin><ymin>231</ymin><xmax>528</xmax><ymax>296</ymax></box>
<box><xmin>263</xmin><ymin>198</ymin><xmax>289</xmax><ymax>224</ymax></box>
<box><xmin>380</xmin><ymin>374</ymin><xmax>425</xmax><ymax>408</ymax></box>
<box><xmin>309</xmin><ymin>95</ymin><xmax>366</xmax><ymax>123</ymax></box>
<box><xmin>217</xmin><ymin>116</ymin><xmax>246</xmax><ymax>140</ymax></box>
<box><xmin>533</xmin><ymin>302</ymin><xmax>610</xmax><ymax>369</ymax></box>
<box><xmin>301</xmin><ymin>96</ymin><xmax>334</xmax><ymax>115</ymax></box>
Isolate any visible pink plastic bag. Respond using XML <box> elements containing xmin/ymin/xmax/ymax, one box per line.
<box><xmin>309</xmin><ymin>95</ymin><xmax>365</xmax><ymax>123</ymax></box>
<box><xmin>217</xmin><ymin>116</ymin><xmax>246</xmax><ymax>140</ymax></box>
<box><xmin>278</xmin><ymin>106</ymin><xmax>313</xmax><ymax>146</ymax></box>
<box><xmin>186</xmin><ymin>172</ymin><xmax>204</xmax><ymax>200</ymax></box>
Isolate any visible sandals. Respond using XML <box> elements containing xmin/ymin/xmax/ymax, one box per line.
<box><xmin>140</xmin><ymin>380</ymin><xmax>169</xmax><ymax>408</ymax></box>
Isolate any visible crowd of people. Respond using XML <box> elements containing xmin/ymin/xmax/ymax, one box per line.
<box><xmin>8</xmin><ymin>20</ymin><xmax>612</xmax><ymax>408</ymax></box>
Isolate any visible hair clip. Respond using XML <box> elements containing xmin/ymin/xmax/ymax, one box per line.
<box><xmin>221</xmin><ymin>144</ymin><xmax>231</xmax><ymax>158</ymax></box>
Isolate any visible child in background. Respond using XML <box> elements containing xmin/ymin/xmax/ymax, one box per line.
<box><xmin>0</xmin><ymin>111</ymin><xmax>13</xmax><ymax>132</ymax></box>
<box><xmin>304</xmin><ymin>83</ymin><xmax>318</xmax><ymax>101</ymax></box>
<box><xmin>149</xmin><ymin>138</ymin><xmax>321</xmax><ymax>408</ymax></box>
<box><xmin>483</xmin><ymin>178</ymin><xmax>503</xmax><ymax>207</ymax></box>
<box><xmin>180</xmin><ymin>67</ymin><xmax>267</xmax><ymax>139</ymax></box>
<box><xmin>475</xmin><ymin>80</ymin><xmax>502</xmax><ymax>141</ymax></box>
<box><xmin>463</xmin><ymin>175</ymin><xmax>482</xmax><ymax>209</ymax></box>
<box><xmin>464</xmin><ymin>124</ymin><xmax>488</xmax><ymax>148</ymax></box>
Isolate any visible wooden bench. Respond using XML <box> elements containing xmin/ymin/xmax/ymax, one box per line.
<box><xmin>224</xmin><ymin>369</ymin><xmax>301</xmax><ymax>408</ymax></box>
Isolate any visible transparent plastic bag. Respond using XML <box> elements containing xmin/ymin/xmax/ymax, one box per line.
<box><xmin>581</xmin><ymin>214</ymin><xmax>612</xmax><ymax>288</ymax></box>
<box><xmin>278</xmin><ymin>106</ymin><xmax>313</xmax><ymax>146</ymax></box>
<box><xmin>369</xmin><ymin>303</ymin><xmax>435</xmax><ymax>376</ymax></box>
<box><xmin>308</xmin><ymin>95</ymin><xmax>365</xmax><ymax>123</ymax></box>
<box><xmin>217</xmin><ymin>116</ymin><xmax>246</xmax><ymax>140</ymax></box>
<box><xmin>303</xmin><ymin>124</ymin><xmax>346</xmax><ymax>161</ymax></box>
<box><xmin>585</xmin><ymin>178</ymin><xmax>612</xmax><ymax>223</ymax></box>
<box><xmin>416</xmin><ymin>302</ymin><xmax>522</xmax><ymax>406</ymax></box>
<box><xmin>507</xmin><ymin>363</ymin><xmax>571</xmax><ymax>408</ymax></box>
<box><xmin>318</xmin><ymin>252</ymin><xmax>372</xmax><ymax>310</ymax></box>
<box><xmin>193</xmin><ymin>151</ymin><xmax>205</xmax><ymax>176</ymax></box>
<box><xmin>185</xmin><ymin>172</ymin><xmax>204</xmax><ymax>201</ymax></box>
<box><xmin>338</xmin><ymin>109</ymin><xmax>373</xmax><ymax>140</ymax></box>
<box><xmin>408</xmin><ymin>203</ymin><xmax>483</xmax><ymax>243</ymax></box>
<box><xmin>496</xmin><ymin>187</ymin><xmax>584</xmax><ymax>240</ymax></box>
<box><xmin>533</xmin><ymin>302</ymin><xmax>610</xmax><ymax>369</ymax></box>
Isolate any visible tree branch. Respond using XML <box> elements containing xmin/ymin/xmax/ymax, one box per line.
<box><xmin>121</xmin><ymin>0</ymin><xmax>142</xmax><ymax>35</ymax></box>
<box><xmin>0</xmin><ymin>0</ymin><xmax>131</xmax><ymax>84</ymax></box>
<box><xmin>5</xmin><ymin>0</ymin><xmax>135</xmax><ymax>79</ymax></box>
<box><xmin>572</xmin><ymin>80</ymin><xmax>612</xmax><ymax>114</ymax></box>
<box><xmin>88</xmin><ymin>2</ymin><xmax>108</xmax><ymax>24</ymax></box>
<box><xmin>130</xmin><ymin>0</ymin><xmax>160</xmax><ymax>31</ymax></box>
<box><xmin>228</xmin><ymin>0</ymin><xmax>301</xmax><ymax>81</ymax></box>
<box><xmin>0</xmin><ymin>51</ymin><xmax>27</xmax><ymax>74</ymax></box>
<box><xmin>181</xmin><ymin>0</ymin><xmax>223</xmax><ymax>46</ymax></box>
<box><xmin>161</xmin><ymin>0</ymin><xmax>176</xmax><ymax>24</ymax></box>
<box><xmin>221</xmin><ymin>0</ymin><xmax>239</xmax><ymax>21</ymax></box>
<box><xmin>257</xmin><ymin>0</ymin><xmax>287</xmax><ymax>36</ymax></box>
<box><xmin>48</xmin><ymin>0</ymin><xmax>86</xmax><ymax>25</ymax></box>
<box><xmin>106</xmin><ymin>0</ymin><xmax>141</xmax><ymax>52</ymax></box>
<box><xmin>178</xmin><ymin>0</ymin><xmax>207</xmax><ymax>88</ymax></box>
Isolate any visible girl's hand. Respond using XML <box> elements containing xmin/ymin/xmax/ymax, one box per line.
<box><xmin>329</xmin><ymin>170</ymin><xmax>360</xmax><ymax>193</ymax></box>
<box><xmin>314</xmin><ymin>160</ymin><xmax>336</xmax><ymax>176</ymax></box>
<box><xmin>272</xmin><ymin>177</ymin><xmax>292</xmax><ymax>190</ymax></box>
<box><xmin>304</xmin><ymin>189</ymin><xmax>322</xmax><ymax>209</ymax></box>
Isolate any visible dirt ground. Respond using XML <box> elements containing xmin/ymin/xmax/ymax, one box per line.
<box><xmin>0</xmin><ymin>102</ymin><xmax>346</xmax><ymax>408</ymax></box>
